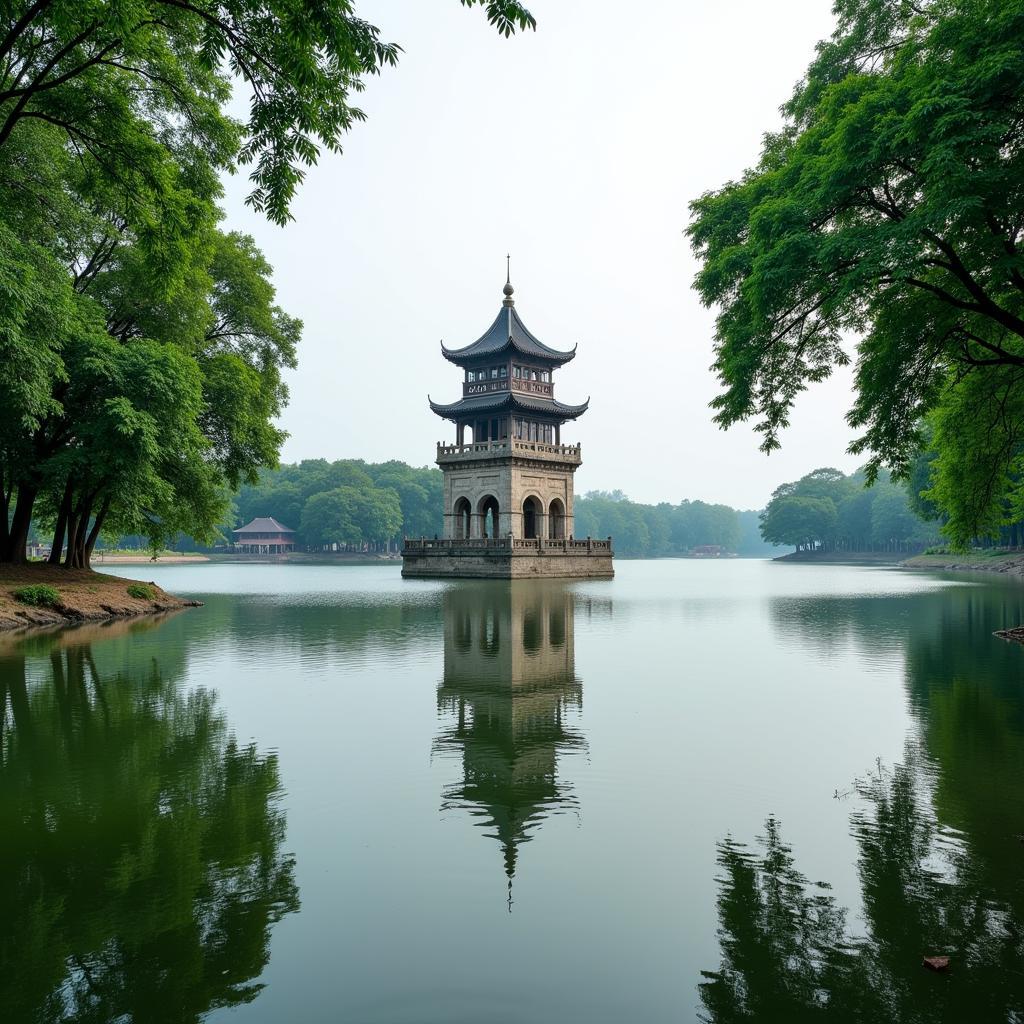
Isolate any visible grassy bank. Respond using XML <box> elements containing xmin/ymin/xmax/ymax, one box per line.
<box><xmin>902</xmin><ymin>551</ymin><xmax>1024</xmax><ymax>577</ymax></box>
<box><xmin>773</xmin><ymin>550</ymin><xmax>906</xmax><ymax>565</ymax></box>
<box><xmin>0</xmin><ymin>564</ymin><xmax>200</xmax><ymax>633</ymax></box>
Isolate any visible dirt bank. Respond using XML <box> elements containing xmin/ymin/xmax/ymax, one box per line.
<box><xmin>902</xmin><ymin>552</ymin><xmax>1024</xmax><ymax>578</ymax></box>
<box><xmin>773</xmin><ymin>551</ymin><xmax>905</xmax><ymax>565</ymax></box>
<box><xmin>0</xmin><ymin>564</ymin><xmax>200</xmax><ymax>633</ymax></box>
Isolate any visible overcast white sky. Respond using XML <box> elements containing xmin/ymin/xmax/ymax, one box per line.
<box><xmin>219</xmin><ymin>0</ymin><xmax>862</xmax><ymax>510</ymax></box>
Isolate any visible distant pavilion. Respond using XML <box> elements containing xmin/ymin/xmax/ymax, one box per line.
<box><xmin>233</xmin><ymin>517</ymin><xmax>295</xmax><ymax>555</ymax></box>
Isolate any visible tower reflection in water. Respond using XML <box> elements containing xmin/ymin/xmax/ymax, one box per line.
<box><xmin>434</xmin><ymin>581</ymin><xmax>585</xmax><ymax>907</ymax></box>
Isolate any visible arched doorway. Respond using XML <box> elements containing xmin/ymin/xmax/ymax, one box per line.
<box><xmin>453</xmin><ymin>497</ymin><xmax>471</xmax><ymax>539</ymax></box>
<box><xmin>478</xmin><ymin>495</ymin><xmax>499</xmax><ymax>539</ymax></box>
<box><xmin>548</xmin><ymin>498</ymin><xmax>565</xmax><ymax>539</ymax></box>
<box><xmin>522</xmin><ymin>496</ymin><xmax>542</xmax><ymax>539</ymax></box>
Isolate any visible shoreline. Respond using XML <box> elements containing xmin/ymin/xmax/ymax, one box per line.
<box><xmin>92</xmin><ymin>552</ymin><xmax>403</xmax><ymax>565</ymax></box>
<box><xmin>772</xmin><ymin>551</ymin><xmax>905</xmax><ymax>566</ymax></box>
<box><xmin>0</xmin><ymin>564</ymin><xmax>201</xmax><ymax>634</ymax></box>
<box><xmin>901</xmin><ymin>552</ymin><xmax>1024</xmax><ymax>578</ymax></box>
<box><xmin>92</xmin><ymin>553</ymin><xmax>210</xmax><ymax>564</ymax></box>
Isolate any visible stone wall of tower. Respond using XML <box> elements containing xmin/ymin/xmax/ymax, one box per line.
<box><xmin>509</xmin><ymin>459</ymin><xmax>575</xmax><ymax>539</ymax></box>
<box><xmin>440</xmin><ymin>454</ymin><xmax>578</xmax><ymax>540</ymax></box>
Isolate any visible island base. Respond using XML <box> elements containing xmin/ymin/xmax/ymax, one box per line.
<box><xmin>401</xmin><ymin>538</ymin><xmax>614</xmax><ymax>579</ymax></box>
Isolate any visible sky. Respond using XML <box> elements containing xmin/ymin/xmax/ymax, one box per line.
<box><xmin>219</xmin><ymin>0</ymin><xmax>863</xmax><ymax>511</ymax></box>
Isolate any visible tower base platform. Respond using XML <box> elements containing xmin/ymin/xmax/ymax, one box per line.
<box><xmin>402</xmin><ymin>537</ymin><xmax>614</xmax><ymax>579</ymax></box>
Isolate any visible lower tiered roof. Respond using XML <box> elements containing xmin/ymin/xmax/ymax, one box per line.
<box><xmin>428</xmin><ymin>391</ymin><xmax>589</xmax><ymax>421</ymax></box>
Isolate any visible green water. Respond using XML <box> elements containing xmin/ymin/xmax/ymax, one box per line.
<box><xmin>2</xmin><ymin>560</ymin><xmax>1024</xmax><ymax>1022</ymax></box>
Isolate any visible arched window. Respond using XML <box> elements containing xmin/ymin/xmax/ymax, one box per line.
<box><xmin>453</xmin><ymin>497</ymin><xmax>471</xmax><ymax>539</ymax></box>
<box><xmin>548</xmin><ymin>498</ymin><xmax>565</xmax><ymax>539</ymax></box>
<box><xmin>522</xmin><ymin>496</ymin><xmax>543</xmax><ymax>539</ymax></box>
<box><xmin>477</xmin><ymin>495</ymin><xmax>499</xmax><ymax>539</ymax></box>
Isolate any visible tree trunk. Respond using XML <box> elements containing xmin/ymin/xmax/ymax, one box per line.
<box><xmin>63</xmin><ymin>506</ymin><xmax>80</xmax><ymax>570</ymax></box>
<box><xmin>82</xmin><ymin>496</ymin><xmax>110</xmax><ymax>569</ymax></box>
<box><xmin>3</xmin><ymin>486</ymin><xmax>37</xmax><ymax>563</ymax></box>
<box><xmin>0</xmin><ymin>471</ymin><xmax>9</xmax><ymax>555</ymax></box>
<box><xmin>64</xmin><ymin>494</ymin><xmax>93</xmax><ymax>570</ymax></box>
<box><xmin>49</xmin><ymin>478</ymin><xmax>74</xmax><ymax>565</ymax></box>
<box><xmin>68</xmin><ymin>504</ymin><xmax>90</xmax><ymax>569</ymax></box>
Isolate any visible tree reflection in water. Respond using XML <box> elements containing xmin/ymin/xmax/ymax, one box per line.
<box><xmin>701</xmin><ymin>577</ymin><xmax>1024</xmax><ymax>1022</ymax></box>
<box><xmin>702</xmin><ymin>754</ymin><xmax>1024</xmax><ymax>1022</ymax></box>
<box><xmin>433</xmin><ymin>582</ymin><xmax>587</xmax><ymax>906</ymax></box>
<box><xmin>0</xmin><ymin>619</ymin><xmax>299</xmax><ymax>1023</ymax></box>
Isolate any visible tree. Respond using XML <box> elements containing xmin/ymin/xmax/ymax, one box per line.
<box><xmin>0</xmin><ymin>1</ymin><xmax>535</xmax><ymax>225</ymax></box>
<box><xmin>300</xmin><ymin>487</ymin><xmax>362</xmax><ymax>549</ymax></box>
<box><xmin>869</xmin><ymin>484</ymin><xmax>924</xmax><ymax>549</ymax></box>
<box><xmin>759</xmin><ymin>465</ymin><xmax>938</xmax><ymax>553</ymax></box>
<box><xmin>923</xmin><ymin>363</ymin><xmax>1024</xmax><ymax>547</ymax></box>
<box><xmin>759</xmin><ymin>495</ymin><xmax>838</xmax><ymax>551</ymax></box>
<box><xmin>688</xmin><ymin>0</ymin><xmax>1024</xmax><ymax>543</ymax></box>
<box><xmin>0</xmin><ymin>1</ymin><xmax>534</xmax><ymax>564</ymax></box>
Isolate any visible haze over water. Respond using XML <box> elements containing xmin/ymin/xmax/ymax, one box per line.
<box><xmin>4</xmin><ymin>560</ymin><xmax>1024</xmax><ymax>1022</ymax></box>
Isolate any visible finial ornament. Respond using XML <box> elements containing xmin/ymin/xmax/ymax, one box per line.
<box><xmin>502</xmin><ymin>253</ymin><xmax>515</xmax><ymax>307</ymax></box>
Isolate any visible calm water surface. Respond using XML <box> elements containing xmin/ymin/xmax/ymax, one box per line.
<box><xmin>3</xmin><ymin>560</ymin><xmax>1024</xmax><ymax>1022</ymax></box>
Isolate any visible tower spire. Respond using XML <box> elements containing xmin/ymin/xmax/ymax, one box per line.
<box><xmin>502</xmin><ymin>253</ymin><xmax>515</xmax><ymax>307</ymax></box>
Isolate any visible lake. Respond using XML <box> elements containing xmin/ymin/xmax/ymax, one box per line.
<box><xmin>3</xmin><ymin>559</ymin><xmax>1024</xmax><ymax>1023</ymax></box>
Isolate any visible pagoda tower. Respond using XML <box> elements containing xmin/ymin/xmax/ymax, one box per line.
<box><xmin>402</xmin><ymin>269</ymin><xmax>614</xmax><ymax>579</ymax></box>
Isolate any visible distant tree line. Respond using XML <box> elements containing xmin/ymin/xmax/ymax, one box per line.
<box><xmin>573</xmin><ymin>491</ymin><xmax>774</xmax><ymax>559</ymax></box>
<box><xmin>231</xmin><ymin>459</ymin><xmax>443</xmax><ymax>553</ymax></box>
<box><xmin>135</xmin><ymin>474</ymin><xmax>774</xmax><ymax>559</ymax></box>
<box><xmin>759</xmin><ymin>467</ymin><xmax>942</xmax><ymax>554</ymax></box>
<box><xmin>107</xmin><ymin>460</ymin><xmax>952</xmax><ymax>560</ymax></box>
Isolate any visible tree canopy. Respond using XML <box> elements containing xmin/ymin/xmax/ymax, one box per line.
<box><xmin>222</xmin><ymin>458</ymin><xmax>442</xmax><ymax>552</ymax></box>
<box><xmin>688</xmin><ymin>0</ymin><xmax>1024</xmax><ymax>548</ymax></box>
<box><xmin>0</xmin><ymin>0</ymin><xmax>534</xmax><ymax>566</ymax></box>
<box><xmin>573</xmin><ymin>491</ymin><xmax>753</xmax><ymax>558</ymax></box>
<box><xmin>0</xmin><ymin>0</ymin><xmax>534</xmax><ymax>224</ymax></box>
<box><xmin>758</xmin><ymin>466</ymin><xmax>940</xmax><ymax>553</ymax></box>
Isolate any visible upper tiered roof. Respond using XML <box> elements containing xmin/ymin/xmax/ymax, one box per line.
<box><xmin>439</xmin><ymin>274</ymin><xmax>577</xmax><ymax>367</ymax></box>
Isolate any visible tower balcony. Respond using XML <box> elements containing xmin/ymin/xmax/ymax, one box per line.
<box><xmin>436</xmin><ymin>440</ymin><xmax>582</xmax><ymax>466</ymax></box>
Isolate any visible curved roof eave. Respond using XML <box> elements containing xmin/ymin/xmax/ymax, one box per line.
<box><xmin>439</xmin><ymin>307</ymin><xmax>577</xmax><ymax>366</ymax></box>
<box><xmin>427</xmin><ymin>392</ymin><xmax>590</xmax><ymax>421</ymax></box>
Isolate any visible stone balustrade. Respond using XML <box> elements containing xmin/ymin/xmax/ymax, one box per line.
<box><xmin>436</xmin><ymin>440</ymin><xmax>583</xmax><ymax>464</ymax></box>
<box><xmin>403</xmin><ymin>536</ymin><xmax>613</xmax><ymax>553</ymax></box>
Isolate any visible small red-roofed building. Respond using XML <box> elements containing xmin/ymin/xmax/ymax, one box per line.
<box><xmin>233</xmin><ymin>517</ymin><xmax>296</xmax><ymax>555</ymax></box>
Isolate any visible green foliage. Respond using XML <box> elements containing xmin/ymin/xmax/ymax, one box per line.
<box><xmin>923</xmin><ymin>364</ymin><xmax>1024</xmax><ymax>547</ymax></box>
<box><xmin>688</xmin><ymin>0</ymin><xmax>1024</xmax><ymax>536</ymax></box>
<box><xmin>298</xmin><ymin>484</ymin><xmax>403</xmax><ymax>550</ymax></box>
<box><xmin>759</xmin><ymin>465</ymin><xmax>939</xmax><ymax>551</ymax></box>
<box><xmin>126</xmin><ymin>583</ymin><xmax>155</xmax><ymax>600</ymax></box>
<box><xmin>229</xmin><ymin>458</ymin><xmax>441</xmax><ymax>550</ymax></box>
<box><xmin>12</xmin><ymin>584</ymin><xmax>61</xmax><ymax>607</ymax></box>
<box><xmin>575</xmin><ymin>491</ymin><xmax>743</xmax><ymax>558</ymax></box>
<box><xmin>0</xmin><ymin>1</ymin><xmax>530</xmax><ymax>567</ymax></box>
<box><xmin>460</xmin><ymin>0</ymin><xmax>536</xmax><ymax>37</ymax></box>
